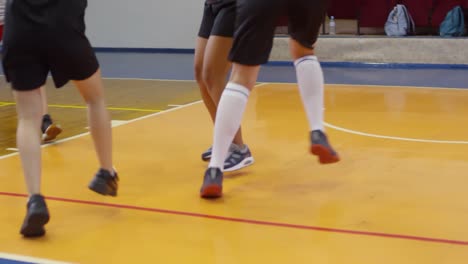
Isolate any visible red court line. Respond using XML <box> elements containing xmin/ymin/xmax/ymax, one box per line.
<box><xmin>1</xmin><ymin>191</ymin><xmax>467</xmax><ymax>246</ymax></box>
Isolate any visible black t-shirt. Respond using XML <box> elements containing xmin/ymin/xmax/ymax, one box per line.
<box><xmin>6</xmin><ymin>0</ymin><xmax>87</xmax><ymax>30</ymax></box>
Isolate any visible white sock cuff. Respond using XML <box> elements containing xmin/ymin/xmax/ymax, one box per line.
<box><xmin>225</xmin><ymin>82</ymin><xmax>250</xmax><ymax>99</ymax></box>
<box><xmin>294</xmin><ymin>55</ymin><xmax>319</xmax><ymax>67</ymax></box>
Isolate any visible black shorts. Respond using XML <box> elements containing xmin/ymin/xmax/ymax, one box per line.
<box><xmin>229</xmin><ymin>0</ymin><xmax>329</xmax><ymax>65</ymax></box>
<box><xmin>2</xmin><ymin>0</ymin><xmax>99</xmax><ymax>91</ymax></box>
<box><xmin>197</xmin><ymin>0</ymin><xmax>236</xmax><ymax>39</ymax></box>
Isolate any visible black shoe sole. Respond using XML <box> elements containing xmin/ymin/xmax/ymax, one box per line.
<box><xmin>20</xmin><ymin>212</ymin><xmax>50</xmax><ymax>237</ymax></box>
<box><xmin>89</xmin><ymin>181</ymin><xmax>117</xmax><ymax>196</ymax></box>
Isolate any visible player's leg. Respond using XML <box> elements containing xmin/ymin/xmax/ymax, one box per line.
<box><xmin>200</xmin><ymin>0</ymin><xmax>283</xmax><ymax>198</ymax></box>
<box><xmin>2</xmin><ymin>0</ymin><xmax>52</xmax><ymax>236</ymax></box>
<box><xmin>288</xmin><ymin>0</ymin><xmax>339</xmax><ymax>164</ymax></box>
<box><xmin>72</xmin><ymin>69</ymin><xmax>118</xmax><ymax>196</ymax></box>
<box><xmin>194</xmin><ymin>37</ymin><xmax>216</xmax><ymax>125</ymax></box>
<box><xmin>39</xmin><ymin>86</ymin><xmax>63</xmax><ymax>142</ymax></box>
<box><xmin>13</xmin><ymin>88</ymin><xmax>50</xmax><ymax>237</ymax></box>
<box><xmin>47</xmin><ymin>3</ymin><xmax>118</xmax><ymax>196</ymax></box>
<box><xmin>3</xmin><ymin>35</ymin><xmax>51</xmax><ymax>236</ymax></box>
<box><xmin>203</xmin><ymin>2</ymin><xmax>253</xmax><ymax>171</ymax></box>
<box><xmin>194</xmin><ymin>7</ymin><xmax>217</xmax><ymax>161</ymax></box>
<box><xmin>14</xmin><ymin>89</ymin><xmax>43</xmax><ymax>197</ymax></box>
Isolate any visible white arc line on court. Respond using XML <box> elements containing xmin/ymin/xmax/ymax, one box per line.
<box><xmin>325</xmin><ymin>122</ymin><xmax>468</xmax><ymax>144</ymax></box>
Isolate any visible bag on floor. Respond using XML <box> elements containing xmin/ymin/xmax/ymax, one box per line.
<box><xmin>385</xmin><ymin>4</ymin><xmax>416</xmax><ymax>36</ymax></box>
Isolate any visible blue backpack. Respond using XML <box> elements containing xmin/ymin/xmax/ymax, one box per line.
<box><xmin>385</xmin><ymin>5</ymin><xmax>416</xmax><ymax>36</ymax></box>
<box><xmin>440</xmin><ymin>6</ymin><xmax>465</xmax><ymax>37</ymax></box>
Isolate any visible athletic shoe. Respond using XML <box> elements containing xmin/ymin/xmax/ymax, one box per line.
<box><xmin>41</xmin><ymin>114</ymin><xmax>62</xmax><ymax>142</ymax></box>
<box><xmin>88</xmin><ymin>169</ymin><xmax>119</xmax><ymax>196</ymax></box>
<box><xmin>200</xmin><ymin>167</ymin><xmax>223</xmax><ymax>198</ymax></box>
<box><xmin>310</xmin><ymin>130</ymin><xmax>340</xmax><ymax>164</ymax></box>
<box><xmin>201</xmin><ymin>146</ymin><xmax>212</xmax><ymax>161</ymax></box>
<box><xmin>20</xmin><ymin>194</ymin><xmax>50</xmax><ymax>237</ymax></box>
<box><xmin>223</xmin><ymin>144</ymin><xmax>254</xmax><ymax>172</ymax></box>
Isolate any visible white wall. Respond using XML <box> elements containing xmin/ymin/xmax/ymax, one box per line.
<box><xmin>85</xmin><ymin>0</ymin><xmax>205</xmax><ymax>49</ymax></box>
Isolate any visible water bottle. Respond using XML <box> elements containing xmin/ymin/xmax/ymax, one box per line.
<box><xmin>329</xmin><ymin>16</ymin><xmax>336</xmax><ymax>35</ymax></box>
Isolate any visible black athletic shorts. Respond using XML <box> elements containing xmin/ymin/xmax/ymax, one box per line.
<box><xmin>229</xmin><ymin>0</ymin><xmax>329</xmax><ymax>65</ymax></box>
<box><xmin>2</xmin><ymin>0</ymin><xmax>99</xmax><ymax>91</ymax></box>
<box><xmin>197</xmin><ymin>0</ymin><xmax>236</xmax><ymax>39</ymax></box>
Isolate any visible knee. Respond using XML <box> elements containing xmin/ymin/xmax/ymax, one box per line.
<box><xmin>194</xmin><ymin>62</ymin><xmax>205</xmax><ymax>85</ymax></box>
<box><xmin>202</xmin><ymin>67</ymin><xmax>219</xmax><ymax>91</ymax></box>
<box><xmin>289</xmin><ymin>38</ymin><xmax>315</xmax><ymax>61</ymax></box>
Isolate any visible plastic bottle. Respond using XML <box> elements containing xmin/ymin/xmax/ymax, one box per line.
<box><xmin>329</xmin><ymin>16</ymin><xmax>336</xmax><ymax>35</ymax></box>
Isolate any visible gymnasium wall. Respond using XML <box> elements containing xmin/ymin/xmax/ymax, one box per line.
<box><xmin>84</xmin><ymin>0</ymin><xmax>468</xmax><ymax>65</ymax></box>
<box><xmin>85</xmin><ymin>0</ymin><xmax>205</xmax><ymax>49</ymax></box>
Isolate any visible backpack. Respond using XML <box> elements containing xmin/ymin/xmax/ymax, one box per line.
<box><xmin>385</xmin><ymin>5</ymin><xmax>416</xmax><ymax>36</ymax></box>
<box><xmin>439</xmin><ymin>6</ymin><xmax>465</xmax><ymax>37</ymax></box>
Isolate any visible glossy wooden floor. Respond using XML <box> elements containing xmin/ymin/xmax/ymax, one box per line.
<box><xmin>0</xmin><ymin>81</ymin><xmax>468</xmax><ymax>263</ymax></box>
<box><xmin>0</xmin><ymin>79</ymin><xmax>201</xmax><ymax>156</ymax></box>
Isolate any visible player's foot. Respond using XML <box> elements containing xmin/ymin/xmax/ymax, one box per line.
<box><xmin>41</xmin><ymin>114</ymin><xmax>62</xmax><ymax>142</ymax></box>
<box><xmin>88</xmin><ymin>168</ymin><xmax>119</xmax><ymax>196</ymax></box>
<box><xmin>20</xmin><ymin>194</ymin><xmax>50</xmax><ymax>238</ymax></box>
<box><xmin>201</xmin><ymin>146</ymin><xmax>212</xmax><ymax>161</ymax></box>
<box><xmin>201</xmin><ymin>144</ymin><xmax>235</xmax><ymax>162</ymax></box>
<box><xmin>310</xmin><ymin>130</ymin><xmax>340</xmax><ymax>164</ymax></box>
<box><xmin>200</xmin><ymin>167</ymin><xmax>223</xmax><ymax>198</ymax></box>
<box><xmin>223</xmin><ymin>144</ymin><xmax>254</xmax><ymax>172</ymax></box>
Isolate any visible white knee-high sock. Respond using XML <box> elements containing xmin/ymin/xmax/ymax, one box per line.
<box><xmin>294</xmin><ymin>55</ymin><xmax>325</xmax><ymax>131</ymax></box>
<box><xmin>209</xmin><ymin>82</ymin><xmax>250</xmax><ymax>170</ymax></box>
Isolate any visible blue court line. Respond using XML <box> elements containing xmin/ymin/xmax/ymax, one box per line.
<box><xmin>0</xmin><ymin>47</ymin><xmax>466</xmax><ymax>88</ymax></box>
<box><xmin>0</xmin><ymin>259</ymin><xmax>33</xmax><ymax>264</ymax></box>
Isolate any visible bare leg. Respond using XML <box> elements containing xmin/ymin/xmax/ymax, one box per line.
<box><xmin>39</xmin><ymin>86</ymin><xmax>48</xmax><ymax>116</ymax></box>
<box><xmin>73</xmin><ymin>69</ymin><xmax>113</xmax><ymax>172</ymax></box>
<box><xmin>194</xmin><ymin>37</ymin><xmax>217</xmax><ymax>123</ymax></box>
<box><xmin>13</xmin><ymin>88</ymin><xmax>43</xmax><ymax>195</ymax></box>
<box><xmin>15</xmin><ymin>88</ymin><xmax>51</xmax><ymax>237</ymax></box>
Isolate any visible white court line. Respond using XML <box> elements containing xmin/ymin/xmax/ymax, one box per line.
<box><xmin>2</xmin><ymin>80</ymin><xmax>462</xmax><ymax>161</ymax></box>
<box><xmin>253</xmin><ymin>83</ymin><xmax>268</xmax><ymax>88</ymax></box>
<box><xmin>0</xmin><ymin>252</ymin><xmax>72</xmax><ymax>264</ymax></box>
<box><xmin>325</xmin><ymin>122</ymin><xmax>468</xmax><ymax>144</ymax></box>
<box><xmin>168</xmin><ymin>104</ymin><xmax>183</xmax><ymax>107</ymax></box>
<box><xmin>0</xmin><ymin>81</ymin><xmax>270</xmax><ymax>161</ymax></box>
<box><xmin>6</xmin><ymin>148</ymin><xmax>18</xmax><ymax>152</ymax></box>
<box><xmin>0</xmin><ymin>152</ymin><xmax>21</xmax><ymax>160</ymax></box>
<box><xmin>0</xmin><ymin>100</ymin><xmax>202</xmax><ymax>161</ymax></box>
<box><xmin>85</xmin><ymin>120</ymin><xmax>129</xmax><ymax>130</ymax></box>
